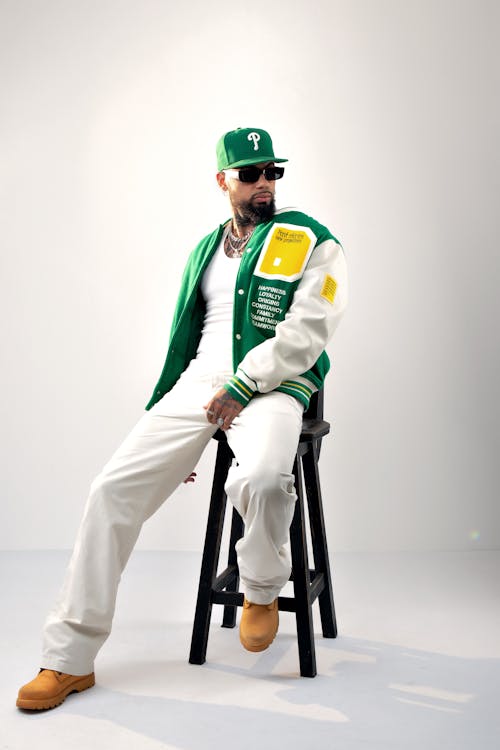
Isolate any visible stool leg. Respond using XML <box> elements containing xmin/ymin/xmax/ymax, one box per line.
<box><xmin>222</xmin><ymin>507</ymin><xmax>244</xmax><ymax>628</ymax></box>
<box><xmin>303</xmin><ymin>443</ymin><xmax>337</xmax><ymax>638</ymax></box>
<box><xmin>290</xmin><ymin>457</ymin><xmax>317</xmax><ymax>678</ymax></box>
<box><xmin>189</xmin><ymin>441</ymin><xmax>232</xmax><ymax>665</ymax></box>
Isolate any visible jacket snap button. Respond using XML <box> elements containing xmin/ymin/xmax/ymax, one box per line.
<box><xmin>235</xmin><ymin>333</ymin><xmax>241</xmax><ymax>340</ymax></box>
<box><xmin>238</xmin><ymin>289</ymin><xmax>244</xmax><ymax>295</ymax></box>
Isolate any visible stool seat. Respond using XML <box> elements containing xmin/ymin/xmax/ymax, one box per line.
<box><xmin>189</xmin><ymin>391</ymin><xmax>337</xmax><ymax>677</ymax></box>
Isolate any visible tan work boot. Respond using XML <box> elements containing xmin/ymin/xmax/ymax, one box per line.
<box><xmin>240</xmin><ymin>597</ymin><xmax>279</xmax><ymax>652</ymax></box>
<box><xmin>17</xmin><ymin>669</ymin><xmax>95</xmax><ymax>710</ymax></box>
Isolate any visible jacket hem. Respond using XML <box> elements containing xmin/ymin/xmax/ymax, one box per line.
<box><xmin>276</xmin><ymin>380</ymin><xmax>314</xmax><ymax>408</ymax></box>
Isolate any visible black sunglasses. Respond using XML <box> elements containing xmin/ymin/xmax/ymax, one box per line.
<box><xmin>225</xmin><ymin>165</ymin><xmax>285</xmax><ymax>183</ymax></box>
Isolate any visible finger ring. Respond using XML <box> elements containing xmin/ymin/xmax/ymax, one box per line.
<box><xmin>217</xmin><ymin>417</ymin><xmax>224</xmax><ymax>427</ymax></box>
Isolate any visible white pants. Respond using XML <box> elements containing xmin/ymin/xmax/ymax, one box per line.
<box><xmin>41</xmin><ymin>371</ymin><xmax>304</xmax><ymax>675</ymax></box>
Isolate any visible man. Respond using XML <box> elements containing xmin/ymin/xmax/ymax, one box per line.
<box><xmin>17</xmin><ymin>127</ymin><xmax>348</xmax><ymax>710</ymax></box>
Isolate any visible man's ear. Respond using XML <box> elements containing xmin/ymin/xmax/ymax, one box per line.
<box><xmin>216</xmin><ymin>171</ymin><xmax>228</xmax><ymax>191</ymax></box>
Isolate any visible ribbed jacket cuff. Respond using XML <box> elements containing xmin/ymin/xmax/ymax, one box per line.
<box><xmin>224</xmin><ymin>369</ymin><xmax>257</xmax><ymax>406</ymax></box>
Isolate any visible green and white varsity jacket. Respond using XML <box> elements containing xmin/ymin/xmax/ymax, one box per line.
<box><xmin>145</xmin><ymin>208</ymin><xmax>348</xmax><ymax>411</ymax></box>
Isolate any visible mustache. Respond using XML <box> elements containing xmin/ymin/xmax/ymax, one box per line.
<box><xmin>252</xmin><ymin>190</ymin><xmax>273</xmax><ymax>198</ymax></box>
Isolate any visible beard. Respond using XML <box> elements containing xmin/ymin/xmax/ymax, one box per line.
<box><xmin>231</xmin><ymin>195</ymin><xmax>276</xmax><ymax>228</ymax></box>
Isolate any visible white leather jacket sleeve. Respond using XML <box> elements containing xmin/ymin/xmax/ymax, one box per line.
<box><xmin>236</xmin><ymin>238</ymin><xmax>348</xmax><ymax>393</ymax></box>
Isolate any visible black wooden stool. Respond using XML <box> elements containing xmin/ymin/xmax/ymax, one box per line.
<box><xmin>189</xmin><ymin>391</ymin><xmax>337</xmax><ymax>677</ymax></box>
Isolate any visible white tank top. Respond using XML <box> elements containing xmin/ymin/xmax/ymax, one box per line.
<box><xmin>185</xmin><ymin>233</ymin><xmax>241</xmax><ymax>376</ymax></box>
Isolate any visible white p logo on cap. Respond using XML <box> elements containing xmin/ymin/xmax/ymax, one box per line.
<box><xmin>248</xmin><ymin>132</ymin><xmax>261</xmax><ymax>151</ymax></box>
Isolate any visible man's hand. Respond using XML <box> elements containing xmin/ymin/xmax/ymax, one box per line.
<box><xmin>204</xmin><ymin>388</ymin><xmax>244</xmax><ymax>431</ymax></box>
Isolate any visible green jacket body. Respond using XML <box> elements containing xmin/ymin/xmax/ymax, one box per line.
<box><xmin>146</xmin><ymin>208</ymin><xmax>348</xmax><ymax>411</ymax></box>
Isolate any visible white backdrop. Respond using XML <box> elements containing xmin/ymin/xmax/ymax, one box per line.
<box><xmin>1</xmin><ymin>0</ymin><xmax>498</xmax><ymax>552</ymax></box>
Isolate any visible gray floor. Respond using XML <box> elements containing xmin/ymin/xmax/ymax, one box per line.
<box><xmin>2</xmin><ymin>549</ymin><xmax>499</xmax><ymax>749</ymax></box>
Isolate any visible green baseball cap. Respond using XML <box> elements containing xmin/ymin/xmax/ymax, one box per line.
<box><xmin>216</xmin><ymin>127</ymin><xmax>288</xmax><ymax>171</ymax></box>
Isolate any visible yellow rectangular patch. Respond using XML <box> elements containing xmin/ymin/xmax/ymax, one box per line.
<box><xmin>320</xmin><ymin>274</ymin><xmax>337</xmax><ymax>304</ymax></box>
<box><xmin>258</xmin><ymin>227</ymin><xmax>312</xmax><ymax>278</ymax></box>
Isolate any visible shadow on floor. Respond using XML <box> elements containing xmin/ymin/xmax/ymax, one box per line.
<box><xmin>19</xmin><ymin>634</ymin><xmax>500</xmax><ymax>750</ymax></box>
